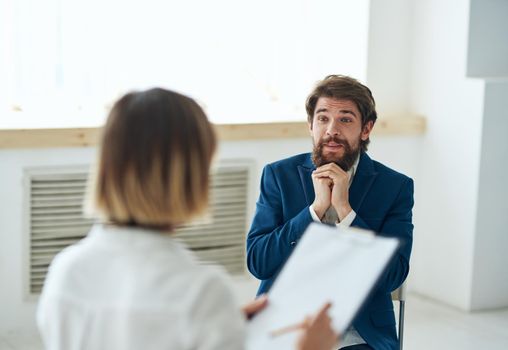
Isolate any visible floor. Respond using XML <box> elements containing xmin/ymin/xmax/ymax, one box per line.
<box><xmin>1</xmin><ymin>280</ymin><xmax>507</xmax><ymax>349</ymax></box>
<box><xmin>402</xmin><ymin>293</ymin><xmax>508</xmax><ymax>349</ymax></box>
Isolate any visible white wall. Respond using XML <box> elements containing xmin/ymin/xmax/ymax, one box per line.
<box><xmin>466</xmin><ymin>1</ymin><xmax>508</xmax><ymax>311</ymax></box>
<box><xmin>367</xmin><ymin>0</ymin><xmax>508</xmax><ymax>311</ymax></box>
<box><xmin>403</xmin><ymin>0</ymin><xmax>508</xmax><ymax>311</ymax></box>
<box><xmin>470</xmin><ymin>80</ymin><xmax>508</xmax><ymax>309</ymax></box>
<box><xmin>408</xmin><ymin>0</ymin><xmax>485</xmax><ymax>310</ymax></box>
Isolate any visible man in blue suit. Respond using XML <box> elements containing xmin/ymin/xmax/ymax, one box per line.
<box><xmin>246</xmin><ymin>75</ymin><xmax>414</xmax><ymax>350</ymax></box>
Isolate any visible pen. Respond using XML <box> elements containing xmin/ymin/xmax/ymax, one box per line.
<box><xmin>269</xmin><ymin>302</ymin><xmax>333</xmax><ymax>338</ymax></box>
<box><xmin>269</xmin><ymin>322</ymin><xmax>304</xmax><ymax>338</ymax></box>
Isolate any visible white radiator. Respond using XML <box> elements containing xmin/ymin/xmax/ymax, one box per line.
<box><xmin>23</xmin><ymin>162</ymin><xmax>251</xmax><ymax>296</ymax></box>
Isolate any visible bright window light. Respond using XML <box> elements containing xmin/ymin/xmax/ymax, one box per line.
<box><xmin>1</xmin><ymin>0</ymin><xmax>370</xmax><ymax>128</ymax></box>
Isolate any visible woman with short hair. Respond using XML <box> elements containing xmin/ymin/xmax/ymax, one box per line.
<box><xmin>37</xmin><ymin>88</ymin><xmax>337</xmax><ymax>350</ymax></box>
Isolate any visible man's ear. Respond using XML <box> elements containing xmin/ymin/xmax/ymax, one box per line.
<box><xmin>308</xmin><ymin>121</ymin><xmax>313</xmax><ymax>136</ymax></box>
<box><xmin>361</xmin><ymin>121</ymin><xmax>374</xmax><ymax>141</ymax></box>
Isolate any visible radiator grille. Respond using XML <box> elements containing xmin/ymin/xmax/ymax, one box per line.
<box><xmin>25</xmin><ymin>164</ymin><xmax>250</xmax><ymax>295</ymax></box>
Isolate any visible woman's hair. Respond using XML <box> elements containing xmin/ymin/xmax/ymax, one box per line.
<box><xmin>91</xmin><ymin>88</ymin><xmax>216</xmax><ymax>230</ymax></box>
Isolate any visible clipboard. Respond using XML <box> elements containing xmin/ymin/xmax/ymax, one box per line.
<box><xmin>246</xmin><ymin>223</ymin><xmax>400</xmax><ymax>350</ymax></box>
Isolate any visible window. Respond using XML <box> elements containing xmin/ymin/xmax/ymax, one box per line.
<box><xmin>1</xmin><ymin>0</ymin><xmax>369</xmax><ymax>127</ymax></box>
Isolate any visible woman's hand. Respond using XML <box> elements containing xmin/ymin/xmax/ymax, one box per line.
<box><xmin>296</xmin><ymin>302</ymin><xmax>338</xmax><ymax>350</ymax></box>
<box><xmin>241</xmin><ymin>295</ymin><xmax>268</xmax><ymax>320</ymax></box>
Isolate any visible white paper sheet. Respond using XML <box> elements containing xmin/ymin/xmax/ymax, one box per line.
<box><xmin>246</xmin><ymin>223</ymin><xmax>399</xmax><ymax>350</ymax></box>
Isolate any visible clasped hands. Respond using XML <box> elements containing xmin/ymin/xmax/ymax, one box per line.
<box><xmin>311</xmin><ymin>163</ymin><xmax>352</xmax><ymax>222</ymax></box>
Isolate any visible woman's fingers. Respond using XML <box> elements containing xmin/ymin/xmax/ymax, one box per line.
<box><xmin>241</xmin><ymin>295</ymin><xmax>268</xmax><ymax>319</ymax></box>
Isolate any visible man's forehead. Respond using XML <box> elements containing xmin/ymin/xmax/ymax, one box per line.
<box><xmin>314</xmin><ymin>97</ymin><xmax>359</xmax><ymax>114</ymax></box>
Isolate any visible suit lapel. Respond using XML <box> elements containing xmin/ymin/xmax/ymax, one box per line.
<box><xmin>349</xmin><ymin>152</ymin><xmax>378</xmax><ymax>211</ymax></box>
<box><xmin>297</xmin><ymin>154</ymin><xmax>315</xmax><ymax>206</ymax></box>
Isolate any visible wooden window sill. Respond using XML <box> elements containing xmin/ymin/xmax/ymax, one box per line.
<box><xmin>0</xmin><ymin>117</ymin><xmax>425</xmax><ymax>149</ymax></box>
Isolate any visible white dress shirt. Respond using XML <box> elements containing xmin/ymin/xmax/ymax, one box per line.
<box><xmin>37</xmin><ymin>224</ymin><xmax>246</xmax><ymax>350</ymax></box>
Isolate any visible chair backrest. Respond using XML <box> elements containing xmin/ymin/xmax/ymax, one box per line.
<box><xmin>391</xmin><ymin>283</ymin><xmax>406</xmax><ymax>302</ymax></box>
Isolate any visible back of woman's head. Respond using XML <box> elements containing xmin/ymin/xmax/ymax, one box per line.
<box><xmin>92</xmin><ymin>88</ymin><xmax>216</xmax><ymax>229</ymax></box>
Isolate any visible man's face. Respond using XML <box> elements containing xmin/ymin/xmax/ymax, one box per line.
<box><xmin>309</xmin><ymin>97</ymin><xmax>373</xmax><ymax>170</ymax></box>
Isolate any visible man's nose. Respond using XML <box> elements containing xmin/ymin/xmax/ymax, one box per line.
<box><xmin>326</xmin><ymin>120</ymin><xmax>340</xmax><ymax>135</ymax></box>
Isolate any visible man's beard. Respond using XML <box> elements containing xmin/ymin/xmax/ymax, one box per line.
<box><xmin>311</xmin><ymin>135</ymin><xmax>360</xmax><ymax>171</ymax></box>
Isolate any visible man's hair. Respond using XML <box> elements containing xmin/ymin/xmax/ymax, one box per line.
<box><xmin>91</xmin><ymin>87</ymin><xmax>216</xmax><ymax>229</ymax></box>
<box><xmin>305</xmin><ymin>75</ymin><xmax>377</xmax><ymax>152</ymax></box>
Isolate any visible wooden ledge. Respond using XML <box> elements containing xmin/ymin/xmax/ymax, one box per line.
<box><xmin>0</xmin><ymin>117</ymin><xmax>425</xmax><ymax>149</ymax></box>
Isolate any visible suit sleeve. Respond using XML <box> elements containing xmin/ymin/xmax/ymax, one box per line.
<box><xmin>352</xmin><ymin>177</ymin><xmax>414</xmax><ymax>294</ymax></box>
<box><xmin>246</xmin><ymin>164</ymin><xmax>313</xmax><ymax>280</ymax></box>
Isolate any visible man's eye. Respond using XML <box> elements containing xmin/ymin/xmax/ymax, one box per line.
<box><xmin>318</xmin><ymin>116</ymin><xmax>328</xmax><ymax>122</ymax></box>
<box><xmin>341</xmin><ymin>118</ymin><xmax>352</xmax><ymax>123</ymax></box>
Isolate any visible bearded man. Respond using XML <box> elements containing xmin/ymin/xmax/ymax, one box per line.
<box><xmin>246</xmin><ymin>75</ymin><xmax>414</xmax><ymax>350</ymax></box>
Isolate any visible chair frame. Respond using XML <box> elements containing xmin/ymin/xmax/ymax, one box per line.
<box><xmin>391</xmin><ymin>284</ymin><xmax>406</xmax><ymax>350</ymax></box>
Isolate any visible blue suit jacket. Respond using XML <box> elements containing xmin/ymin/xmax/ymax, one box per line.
<box><xmin>246</xmin><ymin>152</ymin><xmax>414</xmax><ymax>350</ymax></box>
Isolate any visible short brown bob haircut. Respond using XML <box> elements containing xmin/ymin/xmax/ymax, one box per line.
<box><xmin>92</xmin><ymin>88</ymin><xmax>216</xmax><ymax>230</ymax></box>
<box><xmin>305</xmin><ymin>75</ymin><xmax>377</xmax><ymax>152</ymax></box>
